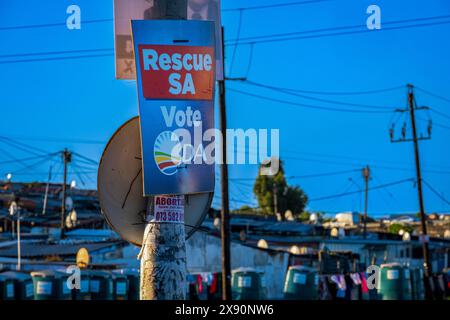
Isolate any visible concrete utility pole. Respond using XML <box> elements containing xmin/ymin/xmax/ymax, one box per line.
<box><xmin>218</xmin><ymin>26</ymin><xmax>232</xmax><ymax>301</ymax></box>
<box><xmin>362</xmin><ymin>166</ymin><xmax>370</xmax><ymax>239</ymax></box>
<box><xmin>60</xmin><ymin>149</ymin><xmax>71</xmax><ymax>239</ymax></box>
<box><xmin>139</xmin><ymin>1</ymin><xmax>188</xmax><ymax>301</ymax></box>
<box><xmin>139</xmin><ymin>201</ymin><xmax>187</xmax><ymax>300</ymax></box>
<box><xmin>390</xmin><ymin>84</ymin><xmax>433</xmax><ymax>299</ymax></box>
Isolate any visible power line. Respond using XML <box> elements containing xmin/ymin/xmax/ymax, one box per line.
<box><xmin>71</xmin><ymin>152</ymin><xmax>99</xmax><ymax>165</ymax></box>
<box><xmin>241</xmin><ymin>81</ymin><xmax>404</xmax><ymax>96</ymax></box>
<box><xmin>231</xmin><ymin>147</ymin><xmax>450</xmax><ymax>173</ymax></box>
<box><xmin>229</xmin><ymin>9</ymin><xmax>244</xmax><ymax>76</ymax></box>
<box><xmin>228</xmin><ymin>169</ymin><xmax>359</xmax><ymax>181</ymax></box>
<box><xmin>242</xmin><ymin>80</ymin><xmax>396</xmax><ymax>110</ymax></box>
<box><xmin>309</xmin><ymin>178</ymin><xmax>414</xmax><ymax>202</ymax></box>
<box><xmin>0</xmin><ymin>48</ymin><xmax>114</xmax><ymax>60</ymax></box>
<box><xmin>0</xmin><ymin>134</ymin><xmax>107</xmax><ymax>145</ymax></box>
<box><xmin>0</xmin><ymin>53</ymin><xmax>114</xmax><ymax>65</ymax></box>
<box><xmin>432</xmin><ymin>109</ymin><xmax>450</xmax><ymax>121</ymax></box>
<box><xmin>0</xmin><ymin>154</ymin><xmax>55</xmax><ymax>166</ymax></box>
<box><xmin>11</xmin><ymin>154</ymin><xmax>58</xmax><ymax>175</ymax></box>
<box><xmin>222</xmin><ymin>0</ymin><xmax>331</xmax><ymax>12</ymax></box>
<box><xmin>226</xmin><ymin>14</ymin><xmax>450</xmax><ymax>44</ymax></box>
<box><xmin>415</xmin><ymin>86</ymin><xmax>450</xmax><ymax>104</ymax></box>
<box><xmin>228</xmin><ymin>87</ymin><xmax>394</xmax><ymax>114</ymax></box>
<box><xmin>422</xmin><ymin>180</ymin><xmax>450</xmax><ymax>206</ymax></box>
<box><xmin>226</xmin><ymin>15</ymin><xmax>450</xmax><ymax>46</ymax></box>
<box><xmin>0</xmin><ymin>18</ymin><xmax>112</xmax><ymax>32</ymax></box>
<box><xmin>0</xmin><ymin>138</ymin><xmax>47</xmax><ymax>157</ymax></box>
<box><xmin>0</xmin><ymin>136</ymin><xmax>51</xmax><ymax>155</ymax></box>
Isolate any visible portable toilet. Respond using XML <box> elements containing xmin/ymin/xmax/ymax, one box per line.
<box><xmin>232</xmin><ymin>268</ymin><xmax>265</xmax><ymax>300</ymax></box>
<box><xmin>402</xmin><ymin>267</ymin><xmax>412</xmax><ymax>300</ymax></box>
<box><xmin>89</xmin><ymin>270</ymin><xmax>114</xmax><ymax>300</ymax></box>
<box><xmin>283</xmin><ymin>265</ymin><xmax>318</xmax><ymax>300</ymax></box>
<box><xmin>410</xmin><ymin>268</ymin><xmax>424</xmax><ymax>300</ymax></box>
<box><xmin>378</xmin><ymin>263</ymin><xmax>411</xmax><ymax>300</ymax></box>
<box><xmin>113</xmin><ymin>269</ymin><xmax>139</xmax><ymax>300</ymax></box>
<box><xmin>112</xmin><ymin>272</ymin><xmax>128</xmax><ymax>300</ymax></box>
<box><xmin>72</xmin><ymin>269</ymin><xmax>91</xmax><ymax>300</ymax></box>
<box><xmin>0</xmin><ymin>271</ymin><xmax>34</xmax><ymax>300</ymax></box>
<box><xmin>31</xmin><ymin>270</ymin><xmax>71</xmax><ymax>300</ymax></box>
<box><xmin>0</xmin><ymin>274</ymin><xmax>16</xmax><ymax>300</ymax></box>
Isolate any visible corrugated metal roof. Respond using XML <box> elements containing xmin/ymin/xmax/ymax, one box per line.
<box><xmin>0</xmin><ymin>241</ymin><xmax>120</xmax><ymax>258</ymax></box>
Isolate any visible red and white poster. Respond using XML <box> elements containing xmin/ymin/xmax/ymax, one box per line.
<box><xmin>153</xmin><ymin>195</ymin><xmax>185</xmax><ymax>223</ymax></box>
<box><xmin>138</xmin><ymin>45</ymin><xmax>215</xmax><ymax>100</ymax></box>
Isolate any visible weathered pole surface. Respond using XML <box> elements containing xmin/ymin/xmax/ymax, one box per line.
<box><xmin>138</xmin><ymin>0</ymin><xmax>188</xmax><ymax>301</ymax></box>
<box><xmin>139</xmin><ymin>221</ymin><xmax>187</xmax><ymax>300</ymax></box>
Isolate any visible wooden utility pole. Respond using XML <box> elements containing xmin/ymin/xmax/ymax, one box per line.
<box><xmin>139</xmin><ymin>1</ymin><xmax>188</xmax><ymax>301</ymax></box>
<box><xmin>218</xmin><ymin>27</ymin><xmax>232</xmax><ymax>301</ymax></box>
<box><xmin>407</xmin><ymin>85</ymin><xmax>433</xmax><ymax>299</ymax></box>
<box><xmin>60</xmin><ymin>149</ymin><xmax>71</xmax><ymax>239</ymax></box>
<box><xmin>391</xmin><ymin>84</ymin><xmax>433</xmax><ymax>299</ymax></box>
<box><xmin>362</xmin><ymin>166</ymin><xmax>370</xmax><ymax>239</ymax></box>
<box><xmin>273</xmin><ymin>183</ymin><xmax>278</xmax><ymax>216</ymax></box>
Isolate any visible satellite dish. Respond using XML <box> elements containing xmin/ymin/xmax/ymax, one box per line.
<box><xmin>65</xmin><ymin>214</ymin><xmax>72</xmax><ymax>229</ymax></box>
<box><xmin>290</xmin><ymin>245</ymin><xmax>301</xmax><ymax>255</ymax></box>
<box><xmin>330</xmin><ymin>228</ymin><xmax>339</xmax><ymax>237</ymax></box>
<box><xmin>70</xmin><ymin>209</ymin><xmax>77</xmax><ymax>226</ymax></box>
<box><xmin>65</xmin><ymin>196</ymin><xmax>74</xmax><ymax>211</ymax></box>
<box><xmin>402</xmin><ymin>232</ymin><xmax>411</xmax><ymax>242</ymax></box>
<box><xmin>444</xmin><ymin>230</ymin><xmax>450</xmax><ymax>239</ymax></box>
<box><xmin>9</xmin><ymin>201</ymin><xmax>18</xmax><ymax>216</ymax></box>
<box><xmin>98</xmin><ymin>117</ymin><xmax>212</xmax><ymax>246</ymax></box>
<box><xmin>66</xmin><ymin>209</ymin><xmax>77</xmax><ymax>229</ymax></box>
<box><xmin>284</xmin><ymin>210</ymin><xmax>294</xmax><ymax>221</ymax></box>
<box><xmin>257</xmin><ymin>239</ymin><xmax>269</xmax><ymax>249</ymax></box>
<box><xmin>213</xmin><ymin>217</ymin><xmax>220</xmax><ymax>229</ymax></box>
<box><xmin>76</xmin><ymin>248</ymin><xmax>90</xmax><ymax>269</ymax></box>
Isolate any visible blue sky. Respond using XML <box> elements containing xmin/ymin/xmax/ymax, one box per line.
<box><xmin>0</xmin><ymin>0</ymin><xmax>449</xmax><ymax>216</ymax></box>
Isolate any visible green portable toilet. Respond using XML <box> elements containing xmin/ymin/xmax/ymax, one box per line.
<box><xmin>410</xmin><ymin>268</ymin><xmax>424</xmax><ymax>300</ymax></box>
<box><xmin>0</xmin><ymin>271</ymin><xmax>34</xmax><ymax>300</ymax></box>
<box><xmin>402</xmin><ymin>267</ymin><xmax>412</xmax><ymax>300</ymax></box>
<box><xmin>112</xmin><ymin>272</ymin><xmax>128</xmax><ymax>300</ymax></box>
<box><xmin>378</xmin><ymin>263</ymin><xmax>411</xmax><ymax>300</ymax></box>
<box><xmin>89</xmin><ymin>270</ymin><xmax>114</xmax><ymax>300</ymax></box>
<box><xmin>232</xmin><ymin>268</ymin><xmax>265</xmax><ymax>300</ymax></box>
<box><xmin>0</xmin><ymin>274</ymin><xmax>16</xmax><ymax>300</ymax></box>
<box><xmin>113</xmin><ymin>269</ymin><xmax>139</xmax><ymax>300</ymax></box>
<box><xmin>31</xmin><ymin>270</ymin><xmax>71</xmax><ymax>300</ymax></box>
<box><xmin>283</xmin><ymin>265</ymin><xmax>318</xmax><ymax>300</ymax></box>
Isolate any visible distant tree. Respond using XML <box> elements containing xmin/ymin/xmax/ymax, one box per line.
<box><xmin>253</xmin><ymin>159</ymin><xmax>308</xmax><ymax>216</ymax></box>
<box><xmin>388</xmin><ymin>223</ymin><xmax>413</xmax><ymax>235</ymax></box>
<box><xmin>297</xmin><ymin>211</ymin><xmax>310</xmax><ymax>222</ymax></box>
